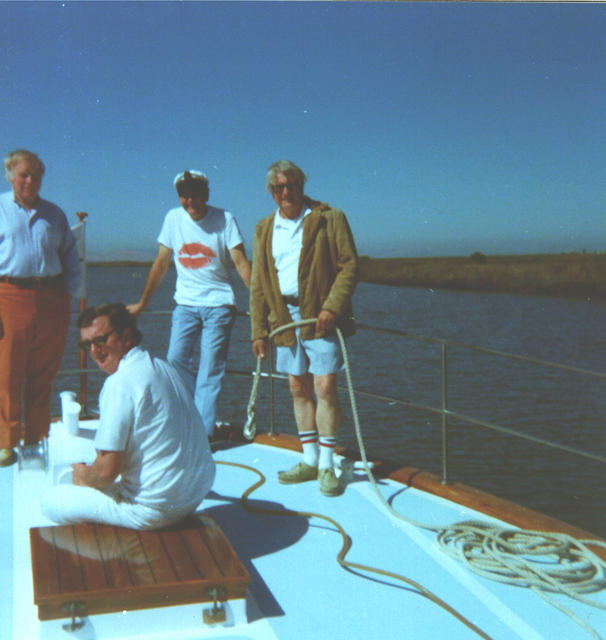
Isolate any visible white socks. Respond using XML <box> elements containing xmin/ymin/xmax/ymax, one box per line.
<box><xmin>318</xmin><ymin>435</ymin><xmax>336</xmax><ymax>470</ymax></box>
<box><xmin>299</xmin><ymin>431</ymin><xmax>336</xmax><ymax>470</ymax></box>
<box><xmin>299</xmin><ymin>430</ymin><xmax>319</xmax><ymax>467</ymax></box>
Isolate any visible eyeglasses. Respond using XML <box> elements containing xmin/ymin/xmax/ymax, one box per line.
<box><xmin>272</xmin><ymin>182</ymin><xmax>299</xmax><ymax>194</ymax></box>
<box><xmin>78</xmin><ymin>330</ymin><xmax>116</xmax><ymax>351</ymax></box>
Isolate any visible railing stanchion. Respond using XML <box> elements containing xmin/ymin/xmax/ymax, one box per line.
<box><xmin>269</xmin><ymin>346</ymin><xmax>276</xmax><ymax>436</ymax></box>
<box><xmin>78</xmin><ymin>297</ymin><xmax>88</xmax><ymax>416</ymax></box>
<box><xmin>441</xmin><ymin>343</ymin><xmax>449</xmax><ymax>485</ymax></box>
<box><xmin>76</xmin><ymin>212</ymin><xmax>88</xmax><ymax>416</ymax></box>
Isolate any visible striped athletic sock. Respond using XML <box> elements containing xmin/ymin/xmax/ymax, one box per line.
<box><xmin>299</xmin><ymin>430</ymin><xmax>319</xmax><ymax>467</ymax></box>
<box><xmin>318</xmin><ymin>435</ymin><xmax>337</xmax><ymax>470</ymax></box>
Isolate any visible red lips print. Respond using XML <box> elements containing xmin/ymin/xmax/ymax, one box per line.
<box><xmin>177</xmin><ymin>243</ymin><xmax>216</xmax><ymax>269</ymax></box>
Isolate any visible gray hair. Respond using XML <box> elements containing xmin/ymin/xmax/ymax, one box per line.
<box><xmin>4</xmin><ymin>149</ymin><xmax>45</xmax><ymax>181</ymax></box>
<box><xmin>266</xmin><ymin>160</ymin><xmax>306</xmax><ymax>192</ymax></box>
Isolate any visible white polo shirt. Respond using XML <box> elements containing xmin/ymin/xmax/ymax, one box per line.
<box><xmin>271</xmin><ymin>207</ymin><xmax>311</xmax><ymax>296</ymax></box>
<box><xmin>94</xmin><ymin>347</ymin><xmax>215</xmax><ymax>510</ymax></box>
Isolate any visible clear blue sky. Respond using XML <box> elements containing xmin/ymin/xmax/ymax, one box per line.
<box><xmin>2</xmin><ymin>1</ymin><xmax>605</xmax><ymax>259</ymax></box>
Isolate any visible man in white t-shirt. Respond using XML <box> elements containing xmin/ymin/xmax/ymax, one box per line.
<box><xmin>41</xmin><ymin>303</ymin><xmax>216</xmax><ymax>529</ymax></box>
<box><xmin>128</xmin><ymin>171</ymin><xmax>251</xmax><ymax>437</ymax></box>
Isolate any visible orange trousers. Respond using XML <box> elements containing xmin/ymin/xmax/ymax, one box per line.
<box><xmin>0</xmin><ymin>282</ymin><xmax>70</xmax><ymax>448</ymax></box>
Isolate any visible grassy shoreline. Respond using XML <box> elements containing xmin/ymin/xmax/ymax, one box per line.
<box><xmin>358</xmin><ymin>253</ymin><xmax>606</xmax><ymax>299</ymax></box>
<box><xmin>88</xmin><ymin>253</ymin><xmax>606</xmax><ymax>299</ymax></box>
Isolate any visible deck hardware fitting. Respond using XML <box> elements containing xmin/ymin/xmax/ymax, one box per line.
<box><xmin>60</xmin><ymin>601</ymin><xmax>86</xmax><ymax>632</ymax></box>
<box><xmin>17</xmin><ymin>439</ymin><xmax>48</xmax><ymax>471</ymax></box>
<box><xmin>202</xmin><ymin>587</ymin><xmax>226</xmax><ymax>624</ymax></box>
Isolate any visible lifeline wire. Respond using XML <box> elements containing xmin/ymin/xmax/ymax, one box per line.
<box><xmin>245</xmin><ymin>318</ymin><xmax>606</xmax><ymax>640</ymax></box>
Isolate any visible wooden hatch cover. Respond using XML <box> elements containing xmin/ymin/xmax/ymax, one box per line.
<box><xmin>30</xmin><ymin>515</ymin><xmax>250</xmax><ymax>621</ymax></box>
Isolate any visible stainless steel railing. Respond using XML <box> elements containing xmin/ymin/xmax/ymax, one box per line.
<box><xmin>355</xmin><ymin>323</ymin><xmax>606</xmax><ymax>483</ymax></box>
<box><xmin>58</xmin><ymin>311</ymin><xmax>606</xmax><ymax>485</ymax></box>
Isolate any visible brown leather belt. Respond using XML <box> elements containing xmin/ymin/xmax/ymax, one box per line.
<box><xmin>0</xmin><ymin>274</ymin><xmax>64</xmax><ymax>290</ymax></box>
<box><xmin>282</xmin><ymin>295</ymin><xmax>299</xmax><ymax>306</ymax></box>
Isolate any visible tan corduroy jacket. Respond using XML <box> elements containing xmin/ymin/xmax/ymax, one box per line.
<box><xmin>250</xmin><ymin>197</ymin><xmax>358</xmax><ymax>346</ymax></box>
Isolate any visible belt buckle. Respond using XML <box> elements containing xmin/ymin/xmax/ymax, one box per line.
<box><xmin>19</xmin><ymin>276</ymin><xmax>45</xmax><ymax>289</ymax></box>
<box><xmin>30</xmin><ymin>276</ymin><xmax>54</xmax><ymax>289</ymax></box>
<box><xmin>22</xmin><ymin>276</ymin><xmax>42</xmax><ymax>289</ymax></box>
<box><xmin>11</xmin><ymin>277</ymin><xmax>30</xmax><ymax>289</ymax></box>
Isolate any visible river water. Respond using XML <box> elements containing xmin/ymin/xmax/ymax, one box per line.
<box><xmin>55</xmin><ymin>266</ymin><xmax>606</xmax><ymax>537</ymax></box>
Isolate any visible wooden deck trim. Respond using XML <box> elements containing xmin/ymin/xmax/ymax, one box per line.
<box><xmin>252</xmin><ymin>432</ymin><xmax>606</xmax><ymax>551</ymax></box>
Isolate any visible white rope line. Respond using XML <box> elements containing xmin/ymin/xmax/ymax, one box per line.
<box><xmin>243</xmin><ymin>354</ymin><xmax>262</xmax><ymax>440</ymax></box>
<box><xmin>246</xmin><ymin>318</ymin><xmax>606</xmax><ymax>640</ymax></box>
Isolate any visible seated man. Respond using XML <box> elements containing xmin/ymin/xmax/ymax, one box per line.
<box><xmin>42</xmin><ymin>303</ymin><xmax>215</xmax><ymax>530</ymax></box>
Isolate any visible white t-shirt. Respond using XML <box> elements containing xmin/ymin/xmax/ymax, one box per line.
<box><xmin>94</xmin><ymin>347</ymin><xmax>215</xmax><ymax>510</ymax></box>
<box><xmin>271</xmin><ymin>208</ymin><xmax>311</xmax><ymax>296</ymax></box>
<box><xmin>158</xmin><ymin>205</ymin><xmax>244</xmax><ymax>306</ymax></box>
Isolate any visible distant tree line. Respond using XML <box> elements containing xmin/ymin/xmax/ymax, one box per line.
<box><xmin>358</xmin><ymin>252</ymin><xmax>606</xmax><ymax>299</ymax></box>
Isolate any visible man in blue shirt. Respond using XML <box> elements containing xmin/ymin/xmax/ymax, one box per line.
<box><xmin>0</xmin><ymin>149</ymin><xmax>81</xmax><ymax>466</ymax></box>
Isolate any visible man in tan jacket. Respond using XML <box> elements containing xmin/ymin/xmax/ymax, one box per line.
<box><xmin>250</xmin><ymin>160</ymin><xmax>358</xmax><ymax>496</ymax></box>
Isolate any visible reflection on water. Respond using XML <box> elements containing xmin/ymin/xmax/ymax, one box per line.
<box><xmin>55</xmin><ymin>267</ymin><xmax>606</xmax><ymax>537</ymax></box>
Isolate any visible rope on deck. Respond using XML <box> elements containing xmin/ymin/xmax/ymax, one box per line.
<box><xmin>245</xmin><ymin>318</ymin><xmax>606</xmax><ymax>640</ymax></box>
<box><xmin>217</xmin><ymin>459</ymin><xmax>493</xmax><ymax>640</ymax></box>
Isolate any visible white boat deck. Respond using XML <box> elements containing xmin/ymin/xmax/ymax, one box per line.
<box><xmin>3</xmin><ymin>420</ymin><xmax>606</xmax><ymax>640</ymax></box>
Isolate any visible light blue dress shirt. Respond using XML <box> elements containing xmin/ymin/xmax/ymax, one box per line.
<box><xmin>0</xmin><ymin>191</ymin><xmax>81</xmax><ymax>296</ymax></box>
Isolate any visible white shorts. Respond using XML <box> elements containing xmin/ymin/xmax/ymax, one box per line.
<box><xmin>275</xmin><ymin>305</ymin><xmax>344</xmax><ymax>376</ymax></box>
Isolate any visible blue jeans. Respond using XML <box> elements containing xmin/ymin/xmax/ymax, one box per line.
<box><xmin>167</xmin><ymin>304</ymin><xmax>236</xmax><ymax>436</ymax></box>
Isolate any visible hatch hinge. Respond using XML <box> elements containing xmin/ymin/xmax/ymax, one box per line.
<box><xmin>203</xmin><ymin>587</ymin><xmax>227</xmax><ymax>624</ymax></box>
<box><xmin>61</xmin><ymin>601</ymin><xmax>86</xmax><ymax>632</ymax></box>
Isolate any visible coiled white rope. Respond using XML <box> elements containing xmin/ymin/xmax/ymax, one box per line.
<box><xmin>246</xmin><ymin>318</ymin><xmax>606</xmax><ymax>640</ymax></box>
